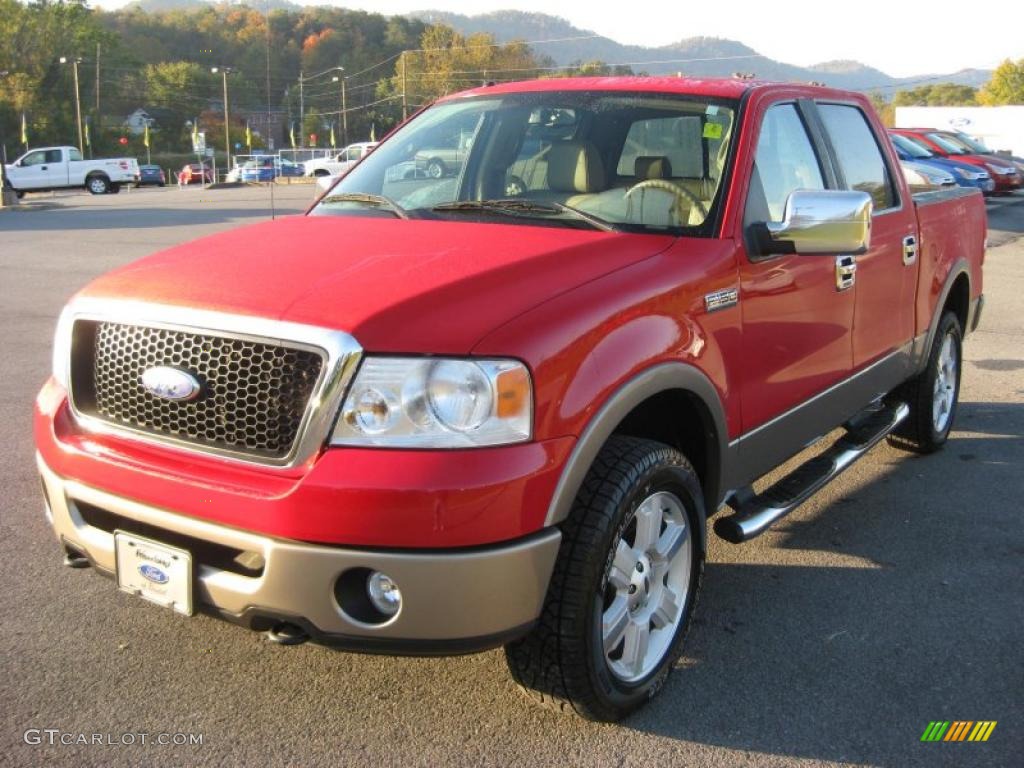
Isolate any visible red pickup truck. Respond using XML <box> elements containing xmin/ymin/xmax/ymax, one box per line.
<box><xmin>36</xmin><ymin>77</ymin><xmax>985</xmax><ymax>722</ymax></box>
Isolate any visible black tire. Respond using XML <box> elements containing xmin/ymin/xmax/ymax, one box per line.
<box><xmin>314</xmin><ymin>169</ymin><xmax>329</xmax><ymax>177</ymax></box>
<box><xmin>888</xmin><ymin>311</ymin><xmax>963</xmax><ymax>454</ymax></box>
<box><xmin>427</xmin><ymin>158</ymin><xmax>446</xmax><ymax>178</ymax></box>
<box><xmin>86</xmin><ymin>175</ymin><xmax>110</xmax><ymax>195</ymax></box>
<box><xmin>505</xmin><ymin>436</ymin><xmax>705</xmax><ymax>722</ymax></box>
<box><xmin>109</xmin><ymin>183</ymin><xmax>120</xmax><ymax>194</ymax></box>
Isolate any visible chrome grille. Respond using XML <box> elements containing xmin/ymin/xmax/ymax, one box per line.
<box><xmin>70</xmin><ymin>320</ymin><xmax>325</xmax><ymax>460</ymax></box>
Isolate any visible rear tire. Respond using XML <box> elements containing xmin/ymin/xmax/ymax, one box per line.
<box><xmin>427</xmin><ymin>158</ymin><xmax>446</xmax><ymax>178</ymax></box>
<box><xmin>505</xmin><ymin>436</ymin><xmax>704</xmax><ymax>722</ymax></box>
<box><xmin>109</xmin><ymin>183</ymin><xmax>120</xmax><ymax>194</ymax></box>
<box><xmin>888</xmin><ymin>311</ymin><xmax>962</xmax><ymax>453</ymax></box>
<box><xmin>86</xmin><ymin>175</ymin><xmax>110</xmax><ymax>195</ymax></box>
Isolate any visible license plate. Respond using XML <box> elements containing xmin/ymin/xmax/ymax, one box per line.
<box><xmin>114</xmin><ymin>531</ymin><xmax>193</xmax><ymax>616</ymax></box>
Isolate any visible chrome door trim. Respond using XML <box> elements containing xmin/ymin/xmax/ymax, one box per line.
<box><xmin>835</xmin><ymin>254</ymin><xmax>857</xmax><ymax>291</ymax></box>
<box><xmin>902</xmin><ymin>235</ymin><xmax>918</xmax><ymax>266</ymax></box>
<box><xmin>60</xmin><ymin>297</ymin><xmax>363</xmax><ymax>471</ymax></box>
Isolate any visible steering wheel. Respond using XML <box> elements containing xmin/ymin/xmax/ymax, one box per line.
<box><xmin>625</xmin><ymin>179</ymin><xmax>708</xmax><ymax>220</ymax></box>
<box><xmin>505</xmin><ymin>174</ymin><xmax>527</xmax><ymax>197</ymax></box>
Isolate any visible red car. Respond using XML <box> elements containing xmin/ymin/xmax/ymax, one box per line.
<box><xmin>38</xmin><ymin>78</ymin><xmax>985</xmax><ymax>721</ymax></box>
<box><xmin>177</xmin><ymin>162</ymin><xmax>213</xmax><ymax>185</ymax></box>
<box><xmin>891</xmin><ymin>128</ymin><xmax>1022</xmax><ymax>193</ymax></box>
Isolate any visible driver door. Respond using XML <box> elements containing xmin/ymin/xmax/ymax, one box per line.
<box><xmin>736</xmin><ymin>101</ymin><xmax>855</xmax><ymax>463</ymax></box>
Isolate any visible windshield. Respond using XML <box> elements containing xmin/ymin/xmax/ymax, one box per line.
<box><xmin>926</xmin><ymin>132</ymin><xmax>970</xmax><ymax>155</ymax></box>
<box><xmin>891</xmin><ymin>134</ymin><xmax>933</xmax><ymax>159</ymax></box>
<box><xmin>951</xmin><ymin>131</ymin><xmax>992</xmax><ymax>154</ymax></box>
<box><xmin>312</xmin><ymin>91</ymin><xmax>737</xmax><ymax>234</ymax></box>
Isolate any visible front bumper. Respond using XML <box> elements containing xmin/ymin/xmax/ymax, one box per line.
<box><xmin>39</xmin><ymin>453</ymin><xmax>561</xmax><ymax>653</ymax></box>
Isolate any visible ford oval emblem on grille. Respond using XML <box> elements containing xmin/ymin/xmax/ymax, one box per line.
<box><xmin>138</xmin><ymin>564</ymin><xmax>169</xmax><ymax>584</ymax></box>
<box><xmin>140</xmin><ymin>366</ymin><xmax>202</xmax><ymax>402</ymax></box>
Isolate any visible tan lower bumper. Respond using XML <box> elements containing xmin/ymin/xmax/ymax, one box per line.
<box><xmin>38</xmin><ymin>454</ymin><xmax>560</xmax><ymax>648</ymax></box>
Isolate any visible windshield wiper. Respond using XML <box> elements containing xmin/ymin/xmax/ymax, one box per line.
<box><xmin>320</xmin><ymin>192</ymin><xmax>409</xmax><ymax>219</ymax></box>
<box><xmin>432</xmin><ymin>199</ymin><xmax>621</xmax><ymax>232</ymax></box>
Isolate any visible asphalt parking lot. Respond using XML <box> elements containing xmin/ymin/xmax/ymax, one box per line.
<box><xmin>1</xmin><ymin>186</ymin><xmax>1022</xmax><ymax>767</ymax></box>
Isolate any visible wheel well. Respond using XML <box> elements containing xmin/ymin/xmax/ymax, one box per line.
<box><xmin>611</xmin><ymin>389</ymin><xmax>719</xmax><ymax>510</ymax></box>
<box><xmin>944</xmin><ymin>272</ymin><xmax>970</xmax><ymax>333</ymax></box>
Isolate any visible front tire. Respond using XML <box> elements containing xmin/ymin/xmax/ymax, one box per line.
<box><xmin>505</xmin><ymin>436</ymin><xmax>704</xmax><ymax>721</ymax></box>
<box><xmin>889</xmin><ymin>311</ymin><xmax>963</xmax><ymax>453</ymax></box>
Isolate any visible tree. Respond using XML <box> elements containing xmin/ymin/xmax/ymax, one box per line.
<box><xmin>867</xmin><ymin>92</ymin><xmax>894</xmax><ymax>127</ymax></box>
<box><xmin>892</xmin><ymin>83</ymin><xmax>977</xmax><ymax>107</ymax></box>
<box><xmin>978</xmin><ymin>58</ymin><xmax>1024</xmax><ymax>106</ymax></box>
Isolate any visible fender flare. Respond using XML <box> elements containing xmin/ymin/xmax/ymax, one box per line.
<box><xmin>543</xmin><ymin>362</ymin><xmax>731</xmax><ymax>542</ymax></box>
<box><xmin>917</xmin><ymin>259</ymin><xmax>970</xmax><ymax>374</ymax></box>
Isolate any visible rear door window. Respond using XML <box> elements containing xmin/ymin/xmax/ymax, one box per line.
<box><xmin>818</xmin><ymin>104</ymin><xmax>897</xmax><ymax>211</ymax></box>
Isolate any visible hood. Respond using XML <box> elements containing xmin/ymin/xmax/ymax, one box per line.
<box><xmin>81</xmin><ymin>215</ymin><xmax>673</xmax><ymax>353</ymax></box>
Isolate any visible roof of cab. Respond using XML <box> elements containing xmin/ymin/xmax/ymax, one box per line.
<box><xmin>442</xmin><ymin>76</ymin><xmax>769</xmax><ymax>102</ymax></box>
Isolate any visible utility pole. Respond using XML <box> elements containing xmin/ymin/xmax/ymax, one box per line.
<box><xmin>61</xmin><ymin>56</ymin><xmax>84</xmax><ymax>154</ymax></box>
<box><xmin>212</xmin><ymin>66</ymin><xmax>234</xmax><ymax>173</ymax></box>
<box><xmin>0</xmin><ymin>70</ymin><xmax>16</xmax><ymax>207</ymax></box>
<box><xmin>299</xmin><ymin>70</ymin><xmax>304</xmax><ymax>141</ymax></box>
<box><xmin>332</xmin><ymin>69</ymin><xmax>347</xmax><ymax>147</ymax></box>
<box><xmin>95</xmin><ymin>43</ymin><xmax>101</xmax><ymax>115</ymax></box>
<box><xmin>401</xmin><ymin>52</ymin><xmax>408</xmax><ymax>122</ymax></box>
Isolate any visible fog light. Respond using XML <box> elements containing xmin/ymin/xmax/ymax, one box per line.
<box><xmin>366</xmin><ymin>571</ymin><xmax>401</xmax><ymax>617</ymax></box>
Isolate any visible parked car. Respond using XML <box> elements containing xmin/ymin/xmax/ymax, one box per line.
<box><xmin>38</xmin><ymin>77</ymin><xmax>985</xmax><ymax>723</ymax></box>
<box><xmin>137</xmin><ymin>164</ymin><xmax>166</xmax><ymax>187</ymax></box>
<box><xmin>898</xmin><ymin>159</ymin><xmax>956</xmax><ymax>193</ymax></box>
<box><xmin>414</xmin><ymin>133</ymin><xmax>472</xmax><ymax>178</ymax></box>
<box><xmin>304</xmin><ymin>142</ymin><xmax>378</xmax><ymax>177</ymax></box>
<box><xmin>948</xmin><ymin>130</ymin><xmax>1024</xmax><ymax>178</ymax></box>
<box><xmin>889</xmin><ymin>133</ymin><xmax>994</xmax><ymax>194</ymax></box>
<box><xmin>178</xmin><ymin>163</ymin><xmax>213</xmax><ymax>185</ymax></box>
<box><xmin>3</xmin><ymin>146</ymin><xmax>139</xmax><ymax>196</ymax></box>
<box><xmin>239</xmin><ymin>156</ymin><xmax>305</xmax><ymax>182</ymax></box>
<box><xmin>890</xmin><ymin>128</ymin><xmax>1021</xmax><ymax>193</ymax></box>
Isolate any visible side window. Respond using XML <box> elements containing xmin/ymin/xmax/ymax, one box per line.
<box><xmin>68</xmin><ymin>148</ymin><xmax>83</xmax><ymax>162</ymax></box>
<box><xmin>745</xmin><ymin>103</ymin><xmax>826</xmax><ymax>223</ymax></box>
<box><xmin>46</xmin><ymin>149</ymin><xmax>63</xmax><ymax>163</ymax></box>
<box><xmin>21</xmin><ymin>151</ymin><xmax>46</xmax><ymax>166</ymax></box>
<box><xmin>818</xmin><ymin>104</ymin><xmax>897</xmax><ymax>211</ymax></box>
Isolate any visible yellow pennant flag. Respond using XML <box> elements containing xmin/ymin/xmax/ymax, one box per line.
<box><xmin>84</xmin><ymin>120</ymin><xmax>90</xmax><ymax>147</ymax></box>
<box><xmin>330</xmin><ymin>122</ymin><xmax>336</xmax><ymax>148</ymax></box>
<box><xmin>289</xmin><ymin>122</ymin><xmax>296</xmax><ymax>149</ymax></box>
<box><xmin>21</xmin><ymin>113</ymin><xmax>28</xmax><ymax>146</ymax></box>
<box><xmin>245</xmin><ymin>121</ymin><xmax>252</xmax><ymax>149</ymax></box>
<box><xmin>143</xmin><ymin>122</ymin><xmax>150</xmax><ymax>148</ymax></box>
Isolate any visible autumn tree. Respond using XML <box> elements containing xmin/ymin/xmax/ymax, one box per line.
<box><xmin>978</xmin><ymin>59</ymin><xmax>1024</xmax><ymax>105</ymax></box>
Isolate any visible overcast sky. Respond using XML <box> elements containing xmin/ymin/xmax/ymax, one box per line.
<box><xmin>88</xmin><ymin>0</ymin><xmax>1023</xmax><ymax>78</ymax></box>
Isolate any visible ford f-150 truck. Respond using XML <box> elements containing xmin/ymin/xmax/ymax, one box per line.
<box><xmin>35</xmin><ymin>77</ymin><xmax>985</xmax><ymax>722</ymax></box>
<box><xmin>5</xmin><ymin>146</ymin><xmax>140</xmax><ymax>196</ymax></box>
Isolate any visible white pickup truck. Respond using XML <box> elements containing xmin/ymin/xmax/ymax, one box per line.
<box><xmin>303</xmin><ymin>142</ymin><xmax>377</xmax><ymax>177</ymax></box>
<box><xmin>3</xmin><ymin>146</ymin><xmax>140</xmax><ymax>196</ymax></box>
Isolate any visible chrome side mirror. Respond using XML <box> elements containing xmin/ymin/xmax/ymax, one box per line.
<box><xmin>753</xmin><ymin>190</ymin><xmax>872</xmax><ymax>256</ymax></box>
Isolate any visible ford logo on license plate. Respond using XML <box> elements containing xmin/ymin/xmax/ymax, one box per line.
<box><xmin>140</xmin><ymin>366</ymin><xmax>201</xmax><ymax>402</ymax></box>
<box><xmin>138</xmin><ymin>564</ymin><xmax>169</xmax><ymax>584</ymax></box>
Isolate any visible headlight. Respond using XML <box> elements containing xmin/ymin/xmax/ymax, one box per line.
<box><xmin>986</xmin><ymin>164</ymin><xmax>1013</xmax><ymax>176</ymax></box>
<box><xmin>332</xmin><ymin>357</ymin><xmax>532</xmax><ymax>448</ymax></box>
<box><xmin>51</xmin><ymin>306</ymin><xmax>74</xmax><ymax>389</ymax></box>
<box><xmin>953</xmin><ymin>166</ymin><xmax>981</xmax><ymax>180</ymax></box>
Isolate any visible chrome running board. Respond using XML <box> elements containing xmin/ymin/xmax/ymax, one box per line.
<box><xmin>714</xmin><ymin>402</ymin><xmax>910</xmax><ymax>544</ymax></box>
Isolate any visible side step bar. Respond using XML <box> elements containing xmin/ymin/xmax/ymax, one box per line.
<box><xmin>714</xmin><ymin>402</ymin><xmax>910</xmax><ymax>544</ymax></box>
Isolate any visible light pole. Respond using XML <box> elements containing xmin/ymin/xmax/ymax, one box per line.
<box><xmin>212</xmin><ymin>66</ymin><xmax>234</xmax><ymax>171</ymax></box>
<box><xmin>331</xmin><ymin>68</ymin><xmax>347</xmax><ymax>147</ymax></box>
<box><xmin>59</xmin><ymin>56</ymin><xmax>84</xmax><ymax>154</ymax></box>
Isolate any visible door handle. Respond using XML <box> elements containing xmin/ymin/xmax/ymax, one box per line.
<box><xmin>835</xmin><ymin>254</ymin><xmax>856</xmax><ymax>291</ymax></box>
<box><xmin>902</xmin><ymin>235</ymin><xmax>918</xmax><ymax>266</ymax></box>
<box><xmin>40</xmin><ymin>165</ymin><xmax>48</xmax><ymax>171</ymax></box>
